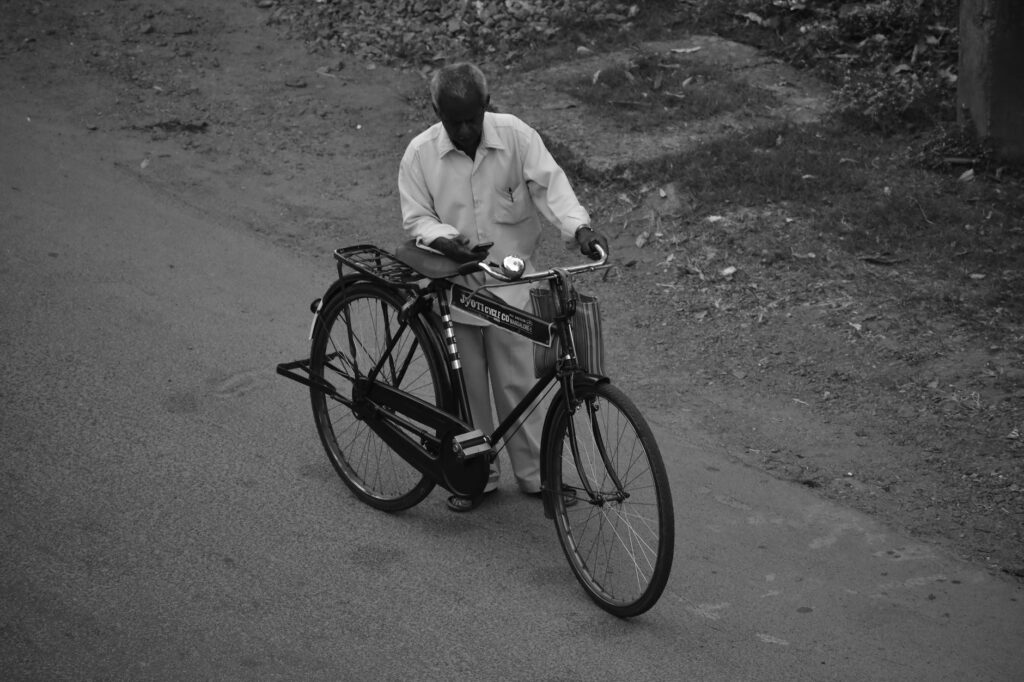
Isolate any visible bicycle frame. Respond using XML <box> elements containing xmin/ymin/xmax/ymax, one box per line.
<box><xmin>277</xmin><ymin>244</ymin><xmax>614</xmax><ymax>504</ymax></box>
<box><xmin>445</xmin><ymin>280</ymin><xmax>559</xmax><ymax>428</ymax></box>
<box><xmin>277</xmin><ymin>244</ymin><xmax>675</xmax><ymax>617</ymax></box>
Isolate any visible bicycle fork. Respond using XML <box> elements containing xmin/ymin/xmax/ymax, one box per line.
<box><xmin>563</xmin><ymin>396</ymin><xmax>630</xmax><ymax>506</ymax></box>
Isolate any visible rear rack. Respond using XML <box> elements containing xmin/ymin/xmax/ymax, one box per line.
<box><xmin>334</xmin><ymin>244</ymin><xmax>424</xmax><ymax>287</ymax></box>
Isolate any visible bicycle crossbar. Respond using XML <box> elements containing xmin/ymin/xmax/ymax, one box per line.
<box><xmin>450</xmin><ymin>283</ymin><xmax>553</xmax><ymax>346</ymax></box>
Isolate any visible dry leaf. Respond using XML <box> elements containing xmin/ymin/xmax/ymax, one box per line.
<box><xmin>733</xmin><ymin>11</ymin><xmax>764</xmax><ymax>25</ymax></box>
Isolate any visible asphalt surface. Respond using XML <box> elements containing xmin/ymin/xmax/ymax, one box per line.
<box><xmin>2</xmin><ymin>105</ymin><xmax>1023</xmax><ymax>681</ymax></box>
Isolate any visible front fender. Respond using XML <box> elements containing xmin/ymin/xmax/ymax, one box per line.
<box><xmin>539</xmin><ymin>372</ymin><xmax>611</xmax><ymax>519</ymax></box>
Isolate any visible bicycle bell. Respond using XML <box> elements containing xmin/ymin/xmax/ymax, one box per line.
<box><xmin>501</xmin><ymin>254</ymin><xmax>525</xmax><ymax>280</ymax></box>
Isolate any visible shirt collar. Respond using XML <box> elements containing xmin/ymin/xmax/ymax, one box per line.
<box><xmin>437</xmin><ymin>112</ymin><xmax>506</xmax><ymax>157</ymax></box>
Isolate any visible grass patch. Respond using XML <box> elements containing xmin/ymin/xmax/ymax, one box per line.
<box><xmin>590</xmin><ymin>119</ymin><xmax>1024</xmax><ymax>320</ymax></box>
<box><xmin>621</xmin><ymin>123</ymin><xmax>868</xmax><ymax>205</ymax></box>
<box><xmin>557</xmin><ymin>50</ymin><xmax>778</xmax><ymax>129</ymax></box>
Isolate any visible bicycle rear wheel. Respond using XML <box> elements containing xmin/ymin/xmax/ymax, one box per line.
<box><xmin>310</xmin><ymin>281</ymin><xmax>445</xmax><ymax>511</ymax></box>
<box><xmin>544</xmin><ymin>382</ymin><xmax>674</xmax><ymax>617</ymax></box>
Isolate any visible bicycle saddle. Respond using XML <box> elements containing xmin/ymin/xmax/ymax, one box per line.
<box><xmin>394</xmin><ymin>239</ymin><xmax>466</xmax><ymax>279</ymax></box>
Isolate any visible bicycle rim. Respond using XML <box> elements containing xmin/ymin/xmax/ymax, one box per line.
<box><xmin>310</xmin><ymin>283</ymin><xmax>441</xmax><ymax>510</ymax></box>
<box><xmin>547</xmin><ymin>382</ymin><xmax>674</xmax><ymax>617</ymax></box>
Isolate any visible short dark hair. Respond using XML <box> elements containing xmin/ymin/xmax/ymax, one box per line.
<box><xmin>430</xmin><ymin>63</ymin><xmax>488</xmax><ymax>109</ymax></box>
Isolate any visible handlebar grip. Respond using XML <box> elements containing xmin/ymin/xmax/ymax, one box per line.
<box><xmin>457</xmin><ymin>260</ymin><xmax>484</xmax><ymax>276</ymax></box>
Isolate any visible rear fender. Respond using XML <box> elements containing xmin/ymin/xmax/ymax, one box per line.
<box><xmin>308</xmin><ymin>274</ymin><xmax>453</xmax><ymax>417</ymax></box>
<box><xmin>308</xmin><ymin>274</ymin><xmax>373</xmax><ymax>339</ymax></box>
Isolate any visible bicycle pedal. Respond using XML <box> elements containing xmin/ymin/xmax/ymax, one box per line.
<box><xmin>452</xmin><ymin>430</ymin><xmax>494</xmax><ymax>461</ymax></box>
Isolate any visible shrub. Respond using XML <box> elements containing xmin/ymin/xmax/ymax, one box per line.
<box><xmin>730</xmin><ymin>0</ymin><xmax>960</xmax><ymax>133</ymax></box>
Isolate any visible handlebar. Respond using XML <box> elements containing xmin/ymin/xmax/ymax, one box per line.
<box><xmin>462</xmin><ymin>245</ymin><xmax>609</xmax><ymax>283</ymax></box>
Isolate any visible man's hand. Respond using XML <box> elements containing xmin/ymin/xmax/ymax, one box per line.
<box><xmin>430</xmin><ymin>236</ymin><xmax>488</xmax><ymax>263</ymax></box>
<box><xmin>575</xmin><ymin>226</ymin><xmax>609</xmax><ymax>260</ymax></box>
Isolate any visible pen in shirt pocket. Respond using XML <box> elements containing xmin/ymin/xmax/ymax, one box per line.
<box><xmin>506</xmin><ymin>186</ymin><xmax>514</xmax><ymax>202</ymax></box>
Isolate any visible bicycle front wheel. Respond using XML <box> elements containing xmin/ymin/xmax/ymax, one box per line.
<box><xmin>310</xmin><ymin>281</ymin><xmax>445</xmax><ymax>511</ymax></box>
<box><xmin>545</xmin><ymin>382</ymin><xmax>674</xmax><ymax>617</ymax></box>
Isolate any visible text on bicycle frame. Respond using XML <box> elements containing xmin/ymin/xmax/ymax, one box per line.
<box><xmin>450</xmin><ymin>284</ymin><xmax>553</xmax><ymax>346</ymax></box>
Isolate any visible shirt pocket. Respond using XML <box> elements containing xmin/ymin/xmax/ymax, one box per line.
<box><xmin>493</xmin><ymin>182</ymin><xmax>532</xmax><ymax>225</ymax></box>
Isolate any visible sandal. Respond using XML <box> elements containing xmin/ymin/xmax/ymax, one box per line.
<box><xmin>446</xmin><ymin>487</ymin><xmax>496</xmax><ymax>513</ymax></box>
<box><xmin>527</xmin><ymin>486</ymin><xmax>578</xmax><ymax>507</ymax></box>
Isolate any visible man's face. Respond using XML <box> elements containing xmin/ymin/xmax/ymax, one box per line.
<box><xmin>435</xmin><ymin>90</ymin><xmax>488</xmax><ymax>157</ymax></box>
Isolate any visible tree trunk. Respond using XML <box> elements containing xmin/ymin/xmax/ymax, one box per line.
<box><xmin>958</xmin><ymin>0</ymin><xmax>1024</xmax><ymax>162</ymax></box>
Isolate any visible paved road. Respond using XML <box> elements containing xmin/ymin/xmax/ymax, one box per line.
<box><xmin>2</xmin><ymin>107</ymin><xmax>1022</xmax><ymax>681</ymax></box>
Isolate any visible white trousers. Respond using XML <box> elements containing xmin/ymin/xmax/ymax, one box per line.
<box><xmin>453</xmin><ymin>321</ymin><xmax>546</xmax><ymax>493</ymax></box>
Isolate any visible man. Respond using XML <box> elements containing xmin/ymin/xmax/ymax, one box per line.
<box><xmin>398</xmin><ymin>62</ymin><xmax>608</xmax><ymax>512</ymax></box>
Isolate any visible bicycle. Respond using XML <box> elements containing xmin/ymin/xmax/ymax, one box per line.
<box><xmin>277</xmin><ymin>241</ymin><xmax>674</xmax><ymax>617</ymax></box>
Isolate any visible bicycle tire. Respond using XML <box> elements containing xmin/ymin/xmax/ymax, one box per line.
<box><xmin>309</xmin><ymin>281</ymin><xmax>446</xmax><ymax>511</ymax></box>
<box><xmin>544</xmin><ymin>382</ymin><xmax>674</xmax><ymax>617</ymax></box>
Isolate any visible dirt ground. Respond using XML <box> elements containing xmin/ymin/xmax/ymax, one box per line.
<box><xmin>3</xmin><ymin>0</ymin><xmax>1021</xmax><ymax>579</ymax></box>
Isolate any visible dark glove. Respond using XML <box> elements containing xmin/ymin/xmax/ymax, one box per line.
<box><xmin>575</xmin><ymin>226</ymin><xmax>609</xmax><ymax>260</ymax></box>
<box><xmin>430</xmin><ymin>236</ymin><xmax>488</xmax><ymax>263</ymax></box>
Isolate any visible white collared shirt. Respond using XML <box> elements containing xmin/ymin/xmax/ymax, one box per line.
<box><xmin>398</xmin><ymin>112</ymin><xmax>590</xmax><ymax>323</ymax></box>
